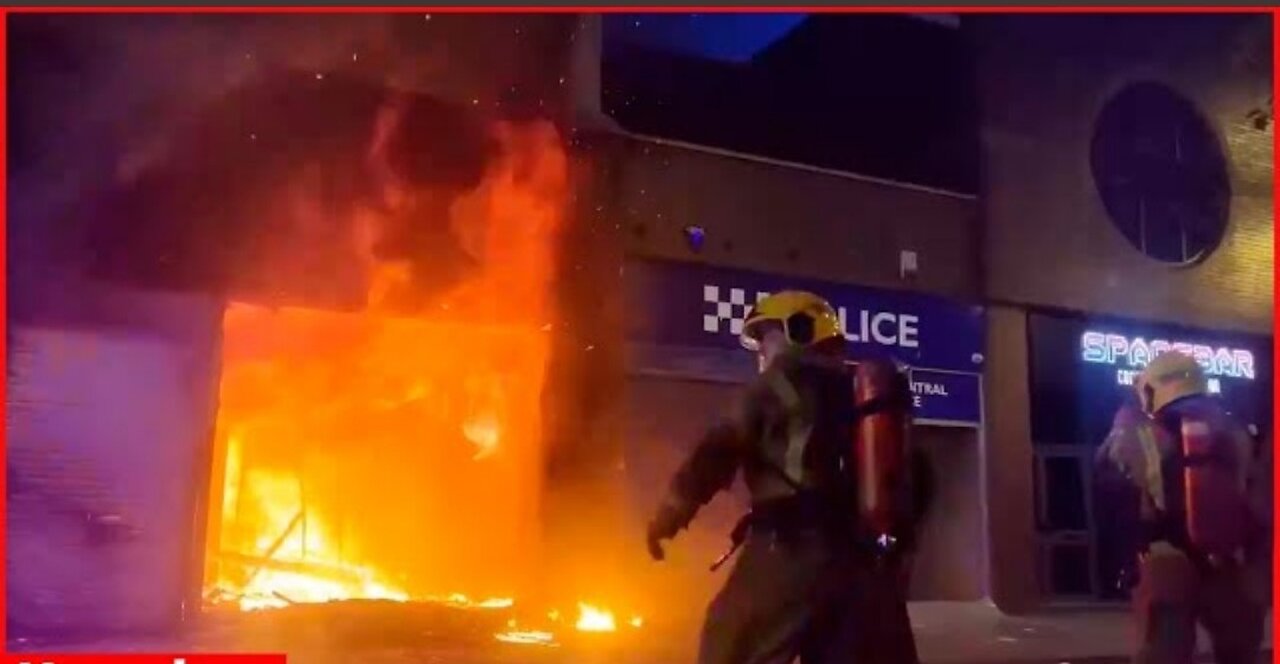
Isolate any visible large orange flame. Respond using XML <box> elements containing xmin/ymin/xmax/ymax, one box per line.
<box><xmin>203</xmin><ymin>119</ymin><xmax>567</xmax><ymax>613</ymax></box>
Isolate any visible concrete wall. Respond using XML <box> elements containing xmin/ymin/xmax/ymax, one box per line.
<box><xmin>569</xmin><ymin>14</ymin><xmax>980</xmax><ymax>302</ymax></box>
<box><xmin>909</xmin><ymin>426</ymin><xmax>987</xmax><ymax>602</ymax></box>
<box><xmin>981</xmin><ymin>306</ymin><xmax>1040</xmax><ymax>612</ymax></box>
<box><xmin>611</xmin><ymin>137</ymin><xmax>981</xmax><ymax>302</ymax></box>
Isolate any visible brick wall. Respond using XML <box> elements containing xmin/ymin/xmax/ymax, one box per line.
<box><xmin>973</xmin><ymin>14</ymin><xmax>1273</xmax><ymax>333</ymax></box>
<box><xmin>971</xmin><ymin>14</ymin><xmax>1273</xmax><ymax>611</ymax></box>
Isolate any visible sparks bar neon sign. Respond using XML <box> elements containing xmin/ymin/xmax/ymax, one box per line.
<box><xmin>1080</xmin><ymin>331</ymin><xmax>1256</xmax><ymax>381</ymax></box>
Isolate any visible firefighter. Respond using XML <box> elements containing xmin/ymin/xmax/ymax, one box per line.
<box><xmin>1093</xmin><ymin>397</ymin><xmax>1153</xmax><ymax>595</ymax></box>
<box><xmin>1101</xmin><ymin>352</ymin><xmax>1268</xmax><ymax>664</ymax></box>
<box><xmin>644</xmin><ymin>290</ymin><xmax>864</xmax><ymax>664</ymax></box>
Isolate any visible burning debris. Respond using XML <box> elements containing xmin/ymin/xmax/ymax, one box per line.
<box><xmin>204</xmin><ymin>113</ymin><xmax>555</xmax><ymax>599</ymax></box>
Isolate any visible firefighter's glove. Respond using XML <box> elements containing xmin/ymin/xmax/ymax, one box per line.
<box><xmin>646</xmin><ymin>504</ymin><xmax>685</xmax><ymax>562</ymax></box>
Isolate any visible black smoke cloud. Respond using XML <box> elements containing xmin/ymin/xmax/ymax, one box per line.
<box><xmin>9</xmin><ymin>14</ymin><xmax>578</xmax><ymax>314</ymax></box>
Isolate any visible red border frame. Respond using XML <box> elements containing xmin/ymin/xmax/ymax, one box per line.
<box><xmin>1272</xmin><ymin>16</ymin><xmax>1280</xmax><ymax>664</ymax></box>
<box><xmin>2</xmin><ymin>6</ymin><xmax>9</xmax><ymax>652</ymax></box>
<box><xmin>2</xmin><ymin>6</ymin><xmax>1276</xmax><ymax>12</ymax></box>
<box><xmin>0</xmin><ymin>7</ymin><xmax>1274</xmax><ymax>662</ymax></box>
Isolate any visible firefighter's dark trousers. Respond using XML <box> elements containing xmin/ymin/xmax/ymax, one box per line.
<box><xmin>696</xmin><ymin>529</ymin><xmax>862</xmax><ymax>664</ymax></box>
<box><xmin>1133</xmin><ymin>548</ymin><xmax>1267</xmax><ymax>664</ymax></box>
<box><xmin>839</xmin><ymin>557</ymin><xmax>920</xmax><ymax>664</ymax></box>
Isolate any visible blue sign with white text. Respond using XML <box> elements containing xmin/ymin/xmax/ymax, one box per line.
<box><xmin>624</xmin><ymin>259</ymin><xmax>986</xmax><ymax>426</ymax></box>
<box><xmin>907</xmin><ymin>369</ymin><xmax>983</xmax><ymax>426</ymax></box>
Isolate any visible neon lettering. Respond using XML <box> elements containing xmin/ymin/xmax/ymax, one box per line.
<box><xmin>1235</xmin><ymin>350</ymin><xmax>1255</xmax><ymax>379</ymax></box>
<box><xmin>1129</xmin><ymin>338</ymin><xmax>1152</xmax><ymax>367</ymax></box>
<box><xmin>1081</xmin><ymin>332</ymin><xmax>1107</xmax><ymax>363</ymax></box>
<box><xmin>1079</xmin><ymin>330</ymin><xmax>1256</xmax><ymax>382</ymax></box>
<box><xmin>1213</xmin><ymin>348</ymin><xmax>1237</xmax><ymax>378</ymax></box>
<box><xmin>1107</xmin><ymin>334</ymin><xmax>1128</xmax><ymax>364</ymax></box>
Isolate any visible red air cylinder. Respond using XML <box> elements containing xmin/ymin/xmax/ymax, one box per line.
<box><xmin>1178</xmin><ymin>416</ymin><xmax>1245</xmax><ymax>559</ymax></box>
<box><xmin>853</xmin><ymin>359</ymin><xmax>910</xmax><ymax>542</ymax></box>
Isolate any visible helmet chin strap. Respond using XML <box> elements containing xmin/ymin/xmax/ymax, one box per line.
<box><xmin>756</xmin><ymin>330</ymin><xmax>790</xmax><ymax>373</ymax></box>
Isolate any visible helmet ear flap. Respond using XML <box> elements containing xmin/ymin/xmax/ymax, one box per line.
<box><xmin>785</xmin><ymin>312</ymin><xmax>816</xmax><ymax>345</ymax></box>
<box><xmin>1141</xmin><ymin>384</ymin><xmax>1156</xmax><ymax>414</ymax></box>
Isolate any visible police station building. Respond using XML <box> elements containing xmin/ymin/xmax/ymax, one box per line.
<box><xmin>573</xmin><ymin>12</ymin><xmax>1273</xmax><ymax>612</ymax></box>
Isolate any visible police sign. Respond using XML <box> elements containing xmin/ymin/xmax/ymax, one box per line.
<box><xmin>624</xmin><ymin>259</ymin><xmax>986</xmax><ymax>427</ymax></box>
<box><xmin>701</xmin><ymin>285</ymin><xmax>924</xmax><ymax>350</ymax></box>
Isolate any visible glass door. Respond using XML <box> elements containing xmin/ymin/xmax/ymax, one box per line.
<box><xmin>1032</xmin><ymin>445</ymin><xmax>1098</xmax><ymax>599</ymax></box>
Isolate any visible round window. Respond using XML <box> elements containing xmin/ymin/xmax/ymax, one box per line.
<box><xmin>1090</xmin><ymin>82</ymin><xmax>1230</xmax><ymax>265</ymax></box>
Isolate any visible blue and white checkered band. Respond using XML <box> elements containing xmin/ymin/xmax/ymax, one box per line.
<box><xmin>701</xmin><ymin>285</ymin><xmax>772</xmax><ymax>336</ymax></box>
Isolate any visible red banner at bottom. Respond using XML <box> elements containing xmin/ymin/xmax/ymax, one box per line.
<box><xmin>3</xmin><ymin>656</ymin><xmax>285</xmax><ymax>664</ymax></box>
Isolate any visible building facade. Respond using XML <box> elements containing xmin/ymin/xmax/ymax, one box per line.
<box><xmin>4</xmin><ymin>11</ymin><xmax>1272</xmax><ymax>640</ymax></box>
<box><xmin>575</xmin><ymin>11</ymin><xmax>1274</xmax><ymax>616</ymax></box>
<box><xmin>971</xmin><ymin>13</ymin><xmax>1273</xmax><ymax>611</ymax></box>
<box><xmin>577</xmin><ymin>15</ymin><xmax>990</xmax><ymax>623</ymax></box>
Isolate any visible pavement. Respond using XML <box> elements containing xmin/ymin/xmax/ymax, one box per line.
<box><xmin>908</xmin><ymin>600</ymin><xmax>1271</xmax><ymax>663</ymax></box>
<box><xmin>9</xmin><ymin>599</ymin><xmax>1273</xmax><ymax>663</ymax></box>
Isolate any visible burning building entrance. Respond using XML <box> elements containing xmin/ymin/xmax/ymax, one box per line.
<box><xmin>10</xmin><ymin>40</ymin><xmax>644</xmax><ymax>645</ymax></box>
<box><xmin>203</xmin><ymin>301</ymin><xmax>549</xmax><ymax>612</ymax></box>
<box><xmin>177</xmin><ymin>81</ymin><xmax>637</xmax><ymax>643</ymax></box>
<box><xmin>202</xmin><ymin>116</ymin><xmax>554</xmax><ymax>609</ymax></box>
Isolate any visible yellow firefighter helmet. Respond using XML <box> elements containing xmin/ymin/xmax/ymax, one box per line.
<box><xmin>1135</xmin><ymin>351</ymin><xmax>1209</xmax><ymax>415</ymax></box>
<box><xmin>740</xmin><ymin>290</ymin><xmax>841</xmax><ymax>352</ymax></box>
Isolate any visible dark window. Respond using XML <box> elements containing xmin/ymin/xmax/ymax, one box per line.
<box><xmin>1090</xmin><ymin>82</ymin><xmax>1230</xmax><ymax>265</ymax></box>
<box><xmin>1047</xmin><ymin>543</ymin><xmax>1094</xmax><ymax>596</ymax></box>
<box><xmin>1028</xmin><ymin>314</ymin><xmax>1115</xmax><ymax>447</ymax></box>
<box><xmin>1039</xmin><ymin>456</ymin><xmax>1088</xmax><ymax>531</ymax></box>
<box><xmin>601</xmin><ymin>14</ymin><xmax>978</xmax><ymax>194</ymax></box>
<box><xmin>1093</xmin><ymin>477</ymin><xmax>1142</xmax><ymax>601</ymax></box>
